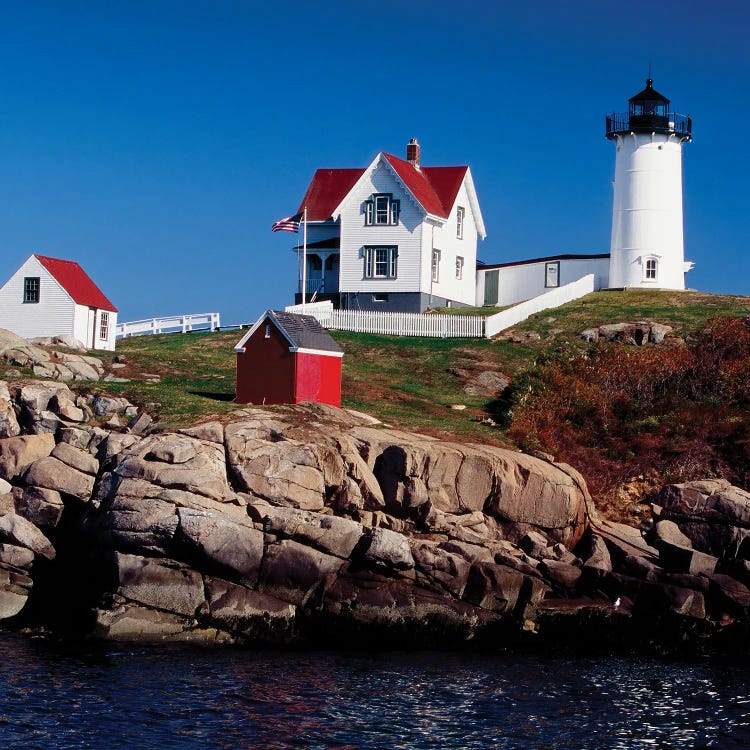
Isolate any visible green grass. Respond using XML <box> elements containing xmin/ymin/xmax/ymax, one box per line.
<box><xmin>64</xmin><ymin>290</ymin><xmax>750</xmax><ymax>438</ymax></box>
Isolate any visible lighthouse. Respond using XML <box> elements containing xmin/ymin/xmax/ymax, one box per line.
<box><xmin>606</xmin><ymin>79</ymin><xmax>693</xmax><ymax>289</ymax></box>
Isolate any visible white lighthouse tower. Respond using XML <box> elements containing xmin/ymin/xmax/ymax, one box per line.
<box><xmin>606</xmin><ymin>79</ymin><xmax>693</xmax><ymax>289</ymax></box>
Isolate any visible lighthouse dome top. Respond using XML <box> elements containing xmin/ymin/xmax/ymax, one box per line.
<box><xmin>629</xmin><ymin>78</ymin><xmax>670</xmax><ymax>106</ymax></box>
<box><xmin>606</xmin><ymin>77</ymin><xmax>691</xmax><ymax>141</ymax></box>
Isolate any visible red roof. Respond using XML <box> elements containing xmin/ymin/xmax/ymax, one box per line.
<box><xmin>297</xmin><ymin>154</ymin><xmax>469</xmax><ymax>221</ymax></box>
<box><xmin>35</xmin><ymin>255</ymin><xmax>117</xmax><ymax>312</ymax></box>
<box><xmin>298</xmin><ymin>168</ymin><xmax>365</xmax><ymax>221</ymax></box>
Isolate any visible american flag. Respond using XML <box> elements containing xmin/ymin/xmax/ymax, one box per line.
<box><xmin>272</xmin><ymin>212</ymin><xmax>303</xmax><ymax>233</ymax></box>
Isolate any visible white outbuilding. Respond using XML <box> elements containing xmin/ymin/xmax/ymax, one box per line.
<box><xmin>0</xmin><ymin>254</ymin><xmax>118</xmax><ymax>350</ymax></box>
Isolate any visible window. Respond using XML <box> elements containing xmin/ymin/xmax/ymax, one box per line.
<box><xmin>364</xmin><ymin>194</ymin><xmax>399</xmax><ymax>225</ymax></box>
<box><xmin>264</xmin><ymin>323</ymin><xmax>271</xmax><ymax>338</ymax></box>
<box><xmin>364</xmin><ymin>246</ymin><xmax>397</xmax><ymax>278</ymax></box>
<box><xmin>23</xmin><ymin>277</ymin><xmax>40</xmax><ymax>303</ymax></box>
<box><xmin>99</xmin><ymin>312</ymin><xmax>110</xmax><ymax>340</ymax></box>
<box><xmin>457</xmin><ymin>206</ymin><xmax>465</xmax><ymax>239</ymax></box>
<box><xmin>455</xmin><ymin>256</ymin><xmax>464</xmax><ymax>280</ymax></box>
<box><xmin>545</xmin><ymin>262</ymin><xmax>560</xmax><ymax>288</ymax></box>
<box><xmin>645</xmin><ymin>258</ymin><xmax>658</xmax><ymax>280</ymax></box>
<box><xmin>373</xmin><ymin>293</ymin><xmax>389</xmax><ymax>302</ymax></box>
<box><xmin>431</xmin><ymin>249</ymin><xmax>441</xmax><ymax>283</ymax></box>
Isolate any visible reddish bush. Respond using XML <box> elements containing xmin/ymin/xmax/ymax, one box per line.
<box><xmin>508</xmin><ymin>317</ymin><xmax>750</xmax><ymax>512</ymax></box>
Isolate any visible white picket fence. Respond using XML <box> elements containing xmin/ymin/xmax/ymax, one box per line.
<box><xmin>286</xmin><ymin>275</ymin><xmax>596</xmax><ymax>339</ymax></box>
<box><xmin>116</xmin><ymin>312</ymin><xmax>221</xmax><ymax>338</ymax></box>
<box><xmin>285</xmin><ymin>302</ymin><xmax>483</xmax><ymax>338</ymax></box>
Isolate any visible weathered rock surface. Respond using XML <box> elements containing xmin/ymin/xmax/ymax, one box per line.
<box><xmin>579</xmin><ymin>321</ymin><xmax>675</xmax><ymax>346</ymax></box>
<box><xmin>0</xmin><ymin>388</ymin><xmax>747</xmax><ymax>653</ymax></box>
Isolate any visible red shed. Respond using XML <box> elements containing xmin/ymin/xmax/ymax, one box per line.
<box><xmin>234</xmin><ymin>310</ymin><xmax>343</xmax><ymax>407</ymax></box>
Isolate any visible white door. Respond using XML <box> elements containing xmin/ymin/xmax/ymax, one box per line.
<box><xmin>87</xmin><ymin>308</ymin><xmax>96</xmax><ymax>348</ymax></box>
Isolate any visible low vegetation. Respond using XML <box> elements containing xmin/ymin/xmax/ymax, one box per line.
<box><xmin>67</xmin><ymin>290</ymin><xmax>750</xmax><ymax>517</ymax></box>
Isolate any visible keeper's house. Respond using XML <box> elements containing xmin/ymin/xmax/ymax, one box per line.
<box><xmin>289</xmin><ymin>138</ymin><xmax>486</xmax><ymax>312</ymax></box>
<box><xmin>0</xmin><ymin>254</ymin><xmax>118</xmax><ymax>350</ymax></box>
<box><xmin>235</xmin><ymin>310</ymin><xmax>343</xmax><ymax>407</ymax></box>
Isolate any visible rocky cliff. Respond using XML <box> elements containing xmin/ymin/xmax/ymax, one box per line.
<box><xmin>2</xmin><ymin>378</ymin><xmax>750</xmax><ymax>653</ymax></box>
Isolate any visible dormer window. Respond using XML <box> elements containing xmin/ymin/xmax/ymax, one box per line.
<box><xmin>365</xmin><ymin>194</ymin><xmax>399</xmax><ymax>226</ymax></box>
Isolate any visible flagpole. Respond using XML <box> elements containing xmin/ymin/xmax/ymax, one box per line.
<box><xmin>301</xmin><ymin>206</ymin><xmax>307</xmax><ymax>314</ymax></box>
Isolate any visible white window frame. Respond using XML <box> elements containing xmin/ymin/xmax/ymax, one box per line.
<box><xmin>364</xmin><ymin>194</ymin><xmax>399</xmax><ymax>226</ymax></box>
<box><xmin>23</xmin><ymin>276</ymin><xmax>40</xmax><ymax>303</ymax></box>
<box><xmin>431</xmin><ymin>249</ymin><xmax>441</xmax><ymax>283</ymax></box>
<box><xmin>644</xmin><ymin>257</ymin><xmax>658</xmax><ymax>281</ymax></box>
<box><xmin>99</xmin><ymin>311</ymin><xmax>110</xmax><ymax>341</ymax></box>
<box><xmin>544</xmin><ymin>261</ymin><xmax>560</xmax><ymax>288</ymax></box>
<box><xmin>457</xmin><ymin>206</ymin><xmax>465</xmax><ymax>239</ymax></box>
<box><xmin>455</xmin><ymin>256</ymin><xmax>464</xmax><ymax>280</ymax></box>
<box><xmin>364</xmin><ymin>246</ymin><xmax>398</xmax><ymax>279</ymax></box>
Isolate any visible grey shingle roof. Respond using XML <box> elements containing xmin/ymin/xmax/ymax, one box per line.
<box><xmin>269</xmin><ymin>310</ymin><xmax>343</xmax><ymax>354</ymax></box>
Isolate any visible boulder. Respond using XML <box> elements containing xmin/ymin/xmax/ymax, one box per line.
<box><xmin>205</xmin><ymin>578</ymin><xmax>296</xmax><ymax>640</ymax></box>
<box><xmin>259</xmin><ymin>540</ymin><xmax>343</xmax><ymax>606</ymax></box>
<box><xmin>0</xmin><ymin>382</ymin><xmax>20</xmax><ymax>439</ymax></box>
<box><xmin>0</xmin><ymin>543</ymin><xmax>35</xmax><ymax>569</ymax></box>
<box><xmin>659</xmin><ymin>541</ymin><xmax>718</xmax><ymax>577</ymax></box>
<box><xmin>113</xmin><ymin>552</ymin><xmax>205</xmax><ymax>617</ymax></box>
<box><xmin>92</xmin><ymin>602</ymin><xmax>213</xmax><ymax>642</ymax></box>
<box><xmin>112</xmin><ymin>434</ymin><xmax>231</xmax><ymax>502</ymax></box>
<box><xmin>17</xmin><ymin>382</ymin><xmax>71</xmax><ymax>413</ymax></box>
<box><xmin>411</xmin><ymin>541</ymin><xmax>471</xmax><ymax>597</ymax></box>
<box><xmin>179</xmin><ymin>421</ymin><xmax>224</xmax><ymax>444</ymax></box>
<box><xmin>0</xmin><ymin>566</ymin><xmax>31</xmax><ymax>620</ymax></box>
<box><xmin>539</xmin><ymin>559</ymin><xmax>582</xmax><ymax>589</ymax></box>
<box><xmin>12</xmin><ymin>486</ymin><xmax>64</xmax><ymax>529</ymax></box>
<box><xmin>176</xmin><ymin>508</ymin><xmax>264</xmax><ymax>585</ymax></box>
<box><xmin>91</xmin><ymin>395</ymin><xmax>133</xmax><ymax>417</ymax></box>
<box><xmin>49</xmin><ymin>392</ymin><xmax>85</xmax><ymax>422</ymax></box>
<box><xmin>0</xmin><ymin>434</ymin><xmax>56</xmax><ymax>480</ymax></box>
<box><xmin>51</xmin><ymin>442</ymin><xmax>100</xmax><ymax>475</ymax></box>
<box><xmin>262</xmin><ymin>506</ymin><xmax>364</xmax><ymax>559</ymax></box>
<box><xmin>463</xmin><ymin>562</ymin><xmax>543</xmax><ymax>613</ymax></box>
<box><xmin>0</xmin><ymin>512</ymin><xmax>55</xmax><ymax>560</ymax></box>
<box><xmin>24</xmin><ymin>456</ymin><xmax>95</xmax><ymax>501</ymax></box>
<box><xmin>363</xmin><ymin>527</ymin><xmax>415</xmax><ymax>571</ymax></box>
<box><xmin>653</xmin><ymin>519</ymin><xmax>692</xmax><ymax>549</ymax></box>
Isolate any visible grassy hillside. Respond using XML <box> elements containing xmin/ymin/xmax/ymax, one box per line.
<box><xmin>92</xmin><ymin>290</ymin><xmax>749</xmax><ymax>434</ymax></box>
<box><xmin>57</xmin><ymin>289</ymin><xmax>750</xmax><ymax>518</ymax></box>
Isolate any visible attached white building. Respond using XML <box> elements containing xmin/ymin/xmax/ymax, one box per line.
<box><xmin>477</xmin><ymin>253</ymin><xmax>610</xmax><ymax>307</ymax></box>
<box><xmin>290</xmin><ymin>139</ymin><xmax>486</xmax><ymax>312</ymax></box>
<box><xmin>0</xmin><ymin>254</ymin><xmax>118</xmax><ymax>350</ymax></box>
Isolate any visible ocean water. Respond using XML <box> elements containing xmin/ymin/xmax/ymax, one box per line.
<box><xmin>0</xmin><ymin>632</ymin><xmax>748</xmax><ymax>749</ymax></box>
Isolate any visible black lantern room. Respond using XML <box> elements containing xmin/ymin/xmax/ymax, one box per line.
<box><xmin>606</xmin><ymin>78</ymin><xmax>691</xmax><ymax>140</ymax></box>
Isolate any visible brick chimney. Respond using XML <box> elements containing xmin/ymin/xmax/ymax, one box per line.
<box><xmin>406</xmin><ymin>138</ymin><xmax>420</xmax><ymax>167</ymax></box>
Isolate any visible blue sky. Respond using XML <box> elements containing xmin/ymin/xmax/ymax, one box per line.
<box><xmin>1</xmin><ymin>0</ymin><xmax>748</xmax><ymax>325</ymax></box>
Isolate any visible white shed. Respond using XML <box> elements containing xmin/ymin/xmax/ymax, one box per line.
<box><xmin>0</xmin><ymin>254</ymin><xmax>118</xmax><ymax>350</ymax></box>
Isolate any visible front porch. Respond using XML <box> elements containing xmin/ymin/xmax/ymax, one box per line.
<box><xmin>293</xmin><ymin>238</ymin><xmax>340</xmax><ymax>305</ymax></box>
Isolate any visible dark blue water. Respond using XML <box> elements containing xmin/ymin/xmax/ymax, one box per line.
<box><xmin>0</xmin><ymin>633</ymin><xmax>748</xmax><ymax>749</ymax></box>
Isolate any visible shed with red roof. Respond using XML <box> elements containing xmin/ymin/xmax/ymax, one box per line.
<box><xmin>0</xmin><ymin>254</ymin><xmax>118</xmax><ymax>350</ymax></box>
<box><xmin>283</xmin><ymin>139</ymin><xmax>486</xmax><ymax>313</ymax></box>
<box><xmin>234</xmin><ymin>310</ymin><xmax>343</xmax><ymax>407</ymax></box>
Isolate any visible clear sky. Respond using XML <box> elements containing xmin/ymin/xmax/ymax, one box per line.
<box><xmin>1</xmin><ymin>0</ymin><xmax>748</xmax><ymax>325</ymax></box>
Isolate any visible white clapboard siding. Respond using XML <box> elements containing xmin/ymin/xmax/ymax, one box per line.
<box><xmin>338</xmin><ymin>159</ymin><xmax>424</xmax><ymax>294</ymax></box>
<box><xmin>425</xmin><ymin>180</ymin><xmax>479</xmax><ymax>306</ymax></box>
<box><xmin>116</xmin><ymin>312</ymin><xmax>221</xmax><ymax>338</ymax></box>
<box><xmin>0</xmin><ymin>256</ymin><xmax>76</xmax><ymax>339</ymax></box>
